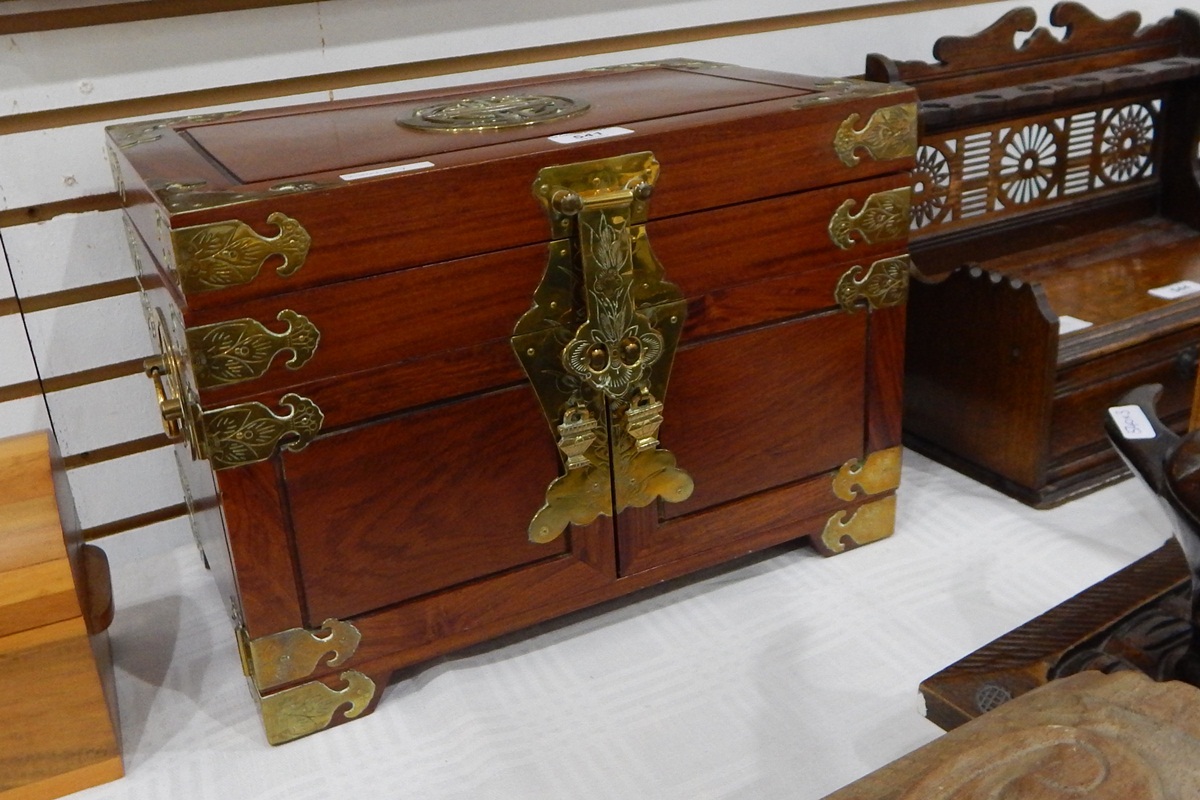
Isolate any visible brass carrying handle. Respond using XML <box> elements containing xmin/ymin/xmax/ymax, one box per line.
<box><xmin>144</xmin><ymin>307</ymin><xmax>200</xmax><ymax>454</ymax></box>
<box><xmin>145</xmin><ymin>357</ymin><xmax>185</xmax><ymax>440</ymax></box>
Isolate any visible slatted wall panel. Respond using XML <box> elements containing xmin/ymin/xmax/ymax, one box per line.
<box><xmin>0</xmin><ymin>0</ymin><xmax>1180</xmax><ymax>559</ymax></box>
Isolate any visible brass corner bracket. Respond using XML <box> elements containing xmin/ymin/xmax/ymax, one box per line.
<box><xmin>172</xmin><ymin>211</ymin><xmax>311</xmax><ymax>295</ymax></box>
<box><xmin>835</xmin><ymin>255</ymin><xmax>912</xmax><ymax>313</ymax></box>
<box><xmin>187</xmin><ymin>309</ymin><xmax>321</xmax><ymax>389</ymax></box>
<box><xmin>258</xmin><ymin>671</ymin><xmax>376</xmax><ymax>746</ymax></box>
<box><xmin>828</xmin><ymin>188</ymin><xmax>912</xmax><ymax>250</ymax></box>
<box><xmin>239</xmin><ymin>618</ymin><xmax>362</xmax><ymax>692</ymax></box>
<box><xmin>820</xmin><ymin>447</ymin><xmax>902</xmax><ymax>554</ymax></box>
<box><xmin>832</xmin><ymin>447</ymin><xmax>902</xmax><ymax>502</ymax></box>
<box><xmin>822</xmin><ymin>495</ymin><xmax>897</xmax><ymax>555</ymax></box>
<box><xmin>833</xmin><ymin>102</ymin><xmax>917</xmax><ymax>168</ymax></box>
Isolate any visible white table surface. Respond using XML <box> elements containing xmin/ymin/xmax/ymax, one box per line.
<box><xmin>73</xmin><ymin>449</ymin><xmax>1171</xmax><ymax>799</ymax></box>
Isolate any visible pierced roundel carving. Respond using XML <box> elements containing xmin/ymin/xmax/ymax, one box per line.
<box><xmin>911</xmin><ymin>144</ymin><xmax>951</xmax><ymax>228</ymax></box>
<box><xmin>1000</xmin><ymin>123</ymin><xmax>1058</xmax><ymax>205</ymax></box>
<box><xmin>1100</xmin><ymin>103</ymin><xmax>1155</xmax><ymax>184</ymax></box>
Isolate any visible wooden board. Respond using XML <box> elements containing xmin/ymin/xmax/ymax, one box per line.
<box><xmin>0</xmin><ymin>432</ymin><xmax>123</xmax><ymax>799</ymax></box>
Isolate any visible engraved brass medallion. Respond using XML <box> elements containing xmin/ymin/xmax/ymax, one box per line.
<box><xmin>401</xmin><ymin>94</ymin><xmax>589</xmax><ymax>132</ymax></box>
<box><xmin>513</xmin><ymin>152</ymin><xmax>693</xmax><ymax>543</ymax></box>
<box><xmin>187</xmin><ymin>310</ymin><xmax>321</xmax><ymax>388</ymax></box>
<box><xmin>259</xmin><ymin>670</ymin><xmax>376</xmax><ymax>746</ymax></box>
<box><xmin>828</xmin><ymin>188</ymin><xmax>912</xmax><ymax>250</ymax></box>
<box><xmin>835</xmin><ymin>255</ymin><xmax>912</xmax><ymax>312</ymax></box>
<box><xmin>172</xmin><ymin>211</ymin><xmax>311</xmax><ymax>294</ymax></box>
<box><xmin>833</xmin><ymin>102</ymin><xmax>918</xmax><ymax>167</ymax></box>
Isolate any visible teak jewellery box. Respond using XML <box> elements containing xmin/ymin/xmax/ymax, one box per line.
<box><xmin>108</xmin><ymin>60</ymin><xmax>916</xmax><ymax>743</ymax></box>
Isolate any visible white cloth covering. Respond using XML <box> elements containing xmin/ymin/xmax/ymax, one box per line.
<box><xmin>76</xmin><ymin>449</ymin><xmax>1169</xmax><ymax>800</ymax></box>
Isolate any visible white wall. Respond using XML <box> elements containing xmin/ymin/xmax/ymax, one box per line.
<box><xmin>0</xmin><ymin>0</ymin><xmax>1186</xmax><ymax>557</ymax></box>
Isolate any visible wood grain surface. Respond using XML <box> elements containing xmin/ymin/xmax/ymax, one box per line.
<box><xmin>0</xmin><ymin>432</ymin><xmax>122</xmax><ymax>798</ymax></box>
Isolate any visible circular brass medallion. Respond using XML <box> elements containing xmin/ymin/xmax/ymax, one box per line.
<box><xmin>399</xmin><ymin>94</ymin><xmax>590</xmax><ymax>132</ymax></box>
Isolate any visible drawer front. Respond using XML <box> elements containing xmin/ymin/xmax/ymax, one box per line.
<box><xmin>1049</xmin><ymin>328</ymin><xmax>1198</xmax><ymax>473</ymax></box>
<box><xmin>182</xmin><ymin>170</ymin><xmax>911</xmax><ymax>418</ymax></box>
<box><xmin>112</xmin><ymin>75</ymin><xmax>914</xmax><ymax>312</ymax></box>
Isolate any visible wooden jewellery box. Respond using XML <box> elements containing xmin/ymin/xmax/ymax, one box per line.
<box><xmin>108</xmin><ymin>60</ymin><xmax>916</xmax><ymax>743</ymax></box>
<box><xmin>867</xmin><ymin>3</ymin><xmax>1200</xmax><ymax>506</ymax></box>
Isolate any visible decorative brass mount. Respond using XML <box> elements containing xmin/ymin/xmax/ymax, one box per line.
<box><xmin>237</xmin><ymin>619</ymin><xmax>362</xmax><ymax>692</ymax></box>
<box><xmin>145</xmin><ymin>308</ymin><xmax>324</xmax><ymax>469</ymax></box>
<box><xmin>171</xmin><ymin>212</ymin><xmax>311</xmax><ymax>295</ymax></box>
<box><xmin>233</xmin><ymin>618</ymin><xmax>373</xmax><ymax>746</ymax></box>
<box><xmin>512</xmin><ymin>152</ymin><xmax>693</xmax><ymax>544</ymax></box>
<box><xmin>259</xmin><ymin>671</ymin><xmax>376</xmax><ymax>746</ymax></box>
<box><xmin>187</xmin><ymin>310</ymin><xmax>321</xmax><ymax>388</ymax></box>
<box><xmin>828</xmin><ymin>188</ymin><xmax>912</xmax><ymax>250</ymax></box>
<box><xmin>821</xmin><ymin>447</ymin><xmax>902</xmax><ymax>554</ymax></box>
<box><xmin>835</xmin><ymin>255</ymin><xmax>912</xmax><ymax>313</ymax></box>
<box><xmin>400</xmin><ymin>94</ymin><xmax>590</xmax><ymax>132</ymax></box>
<box><xmin>833</xmin><ymin>102</ymin><xmax>918</xmax><ymax>168</ymax></box>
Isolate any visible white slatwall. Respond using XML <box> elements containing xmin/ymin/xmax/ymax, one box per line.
<box><xmin>0</xmin><ymin>0</ymin><xmax>1183</xmax><ymax>557</ymax></box>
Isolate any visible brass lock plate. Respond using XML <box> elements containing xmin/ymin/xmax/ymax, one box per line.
<box><xmin>512</xmin><ymin>152</ymin><xmax>693</xmax><ymax>544</ymax></box>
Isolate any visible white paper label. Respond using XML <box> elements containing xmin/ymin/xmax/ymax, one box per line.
<box><xmin>1148</xmin><ymin>279</ymin><xmax>1200</xmax><ymax>300</ymax></box>
<box><xmin>1058</xmin><ymin>315</ymin><xmax>1093</xmax><ymax>334</ymax></box>
<box><xmin>548</xmin><ymin>126</ymin><xmax>635</xmax><ymax>144</ymax></box>
<box><xmin>341</xmin><ymin>161</ymin><xmax>435</xmax><ymax>181</ymax></box>
<box><xmin>1108</xmin><ymin>405</ymin><xmax>1156</xmax><ymax>440</ymax></box>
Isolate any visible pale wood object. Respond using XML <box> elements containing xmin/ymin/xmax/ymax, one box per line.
<box><xmin>0</xmin><ymin>431</ymin><xmax>122</xmax><ymax>799</ymax></box>
<box><xmin>828</xmin><ymin>670</ymin><xmax>1200</xmax><ymax>799</ymax></box>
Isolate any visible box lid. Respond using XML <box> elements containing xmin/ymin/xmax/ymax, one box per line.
<box><xmin>0</xmin><ymin>432</ymin><xmax>81</xmax><ymax>637</ymax></box>
<box><xmin>109</xmin><ymin>60</ymin><xmax>916</xmax><ymax>311</ymax></box>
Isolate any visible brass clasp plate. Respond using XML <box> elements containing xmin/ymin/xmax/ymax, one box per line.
<box><xmin>512</xmin><ymin>152</ymin><xmax>693</xmax><ymax>543</ymax></box>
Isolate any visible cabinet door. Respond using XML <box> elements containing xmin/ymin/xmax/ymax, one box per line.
<box><xmin>283</xmin><ymin>384</ymin><xmax>615</xmax><ymax>625</ymax></box>
<box><xmin>616</xmin><ymin>311</ymin><xmax>869</xmax><ymax>575</ymax></box>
